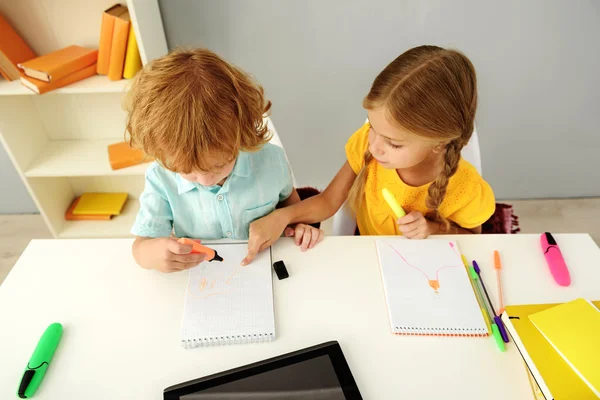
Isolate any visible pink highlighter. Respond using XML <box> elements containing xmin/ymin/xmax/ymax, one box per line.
<box><xmin>540</xmin><ymin>232</ymin><xmax>571</xmax><ymax>286</ymax></box>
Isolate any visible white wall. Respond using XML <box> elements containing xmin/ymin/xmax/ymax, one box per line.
<box><xmin>0</xmin><ymin>145</ymin><xmax>37</xmax><ymax>214</ymax></box>
<box><xmin>159</xmin><ymin>0</ymin><xmax>600</xmax><ymax>199</ymax></box>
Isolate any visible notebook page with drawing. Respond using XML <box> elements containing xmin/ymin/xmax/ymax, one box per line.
<box><xmin>180</xmin><ymin>243</ymin><xmax>274</xmax><ymax>348</ymax></box>
<box><xmin>375</xmin><ymin>239</ymin><xmax>487</xmax><ymax>336</ymax></box>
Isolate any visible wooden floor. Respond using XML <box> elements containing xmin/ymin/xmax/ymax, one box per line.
<box><xmin>1</xmin><ymin>198</ymin><xmax>599</xmax><ymax>285</ymax></box>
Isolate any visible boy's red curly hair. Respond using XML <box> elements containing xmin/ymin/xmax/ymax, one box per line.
<box><xmin>125</xmin><ymin>47</ymin><xmax>272</xmax><ymax>173</ymax></box>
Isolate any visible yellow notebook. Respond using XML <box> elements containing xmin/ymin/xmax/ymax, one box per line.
<box><xmin>72</xmin><ymin>193</ymin><xmax>128</xmax><ymax>215</ymax></box>
<box><xmin>529</xmin><ymin>299</ymin><xmax>600</xmax><ymax>398</ymax></box>
<box><xmin>502</xmin><ymin>301</ymin><xmax>600</xmax><ymax>400</ymax></box>
<box><xmin>122</xmin><ymin>27</ymin><xmax>142</xmax><ymax>79</ymax></box>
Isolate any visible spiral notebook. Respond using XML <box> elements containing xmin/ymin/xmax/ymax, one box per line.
<box><xmin>375</xmin><ymin>239</ymin><xmax>488</xmax><ymax>336</ymax></box>
<box><xmin>180</xmin><ymin>243</ymin><xmax>275</xmax><ymax>348</ymax></box>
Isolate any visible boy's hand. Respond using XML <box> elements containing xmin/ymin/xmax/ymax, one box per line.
<box><xmin>284</xmin><ymin>224</ymin><xmax>324</xmax><ymax>252</ymax></box>
<box><xmin>397</xmin><ymin>211</ymin><xmax>438</xmax><ymax>239</ymax></box>
<box><xmin>243</xmin><ymin>210</ymin><xmax>289</xmax><ymax>266</ymax></box>
<box><xmin>137</xmin><ymin>237</ymin><xmax>205</xmax><ymax>273</ymax></box>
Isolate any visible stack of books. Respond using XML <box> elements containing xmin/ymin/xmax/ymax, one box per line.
<box><xmin>65</xmin><ymin>193</ymin><xmax>128</xmax><ymax>221</ymax></box>
<box><xmin>502</xmin><ymin>298</ymin><xmax>600</xmax><ymax>400</ymax></box>
<box><xmin>18</xmin><ymin>45</ymin><xmax>98</xmax><ymax>94</ymax></box>
<box><xmin>2</xmin><ymin>3</ymin><xmax>143</xmax><ymax>94</ymax></box>
<box><xmin>97</xmin><ymin>4</ymin><xmax>142</xmax><ymax>81</ymax></box>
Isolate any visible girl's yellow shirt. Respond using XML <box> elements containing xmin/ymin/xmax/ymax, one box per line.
<box><xmin>345</xmin><ymin>123</ymin><xmax>496</xmax><ymax>235</ymax></box>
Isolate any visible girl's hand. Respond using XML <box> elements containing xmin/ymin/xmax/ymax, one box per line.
<box><xmin>243</xmin><ymin>210</ymin><xmax>289</xmax><ymax>265</ymax></box>
<box><xmin>396</xmin><ymin>211</ymin><xmax>438</xmax><ymax>239</ymax></box>
<box><xmin>284</xmin><ymin>223</ymin><xmax>325</xmax><ymax>251</ymax></box>
<box><xmin>136</xmin><ymin>237</ymin><xmax>206</xmax><ymax>272</ymax></box>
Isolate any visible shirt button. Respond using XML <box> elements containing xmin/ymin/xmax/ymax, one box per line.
<box><xmin>226</xmin><ymin>232</ymin><xmax>232</xmax><ymax>238</ymax></box>
<box><xmin>217</xmin><ymin>194</ymin><xmax>224</xmax><ymax>201</ymax></box>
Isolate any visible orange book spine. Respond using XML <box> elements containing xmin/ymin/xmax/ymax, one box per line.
<box><xmin>97</xmin><ymin>12</ymin><xmax>116</xmax><ymax>75</ymax></box>
<box><xmin>107</xmin><ymin>13</ymin><xmax>130</xmax><ymax>81</ymax></box>
<box><xmin>20</xmin><ymin>64</ymin><xmax>97</xmax><ymax>94</ymax></box>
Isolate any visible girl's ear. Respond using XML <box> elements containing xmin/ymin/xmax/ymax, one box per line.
<box><xmin>432</xmin><ymin>143</ymin><xmax>446</xmax><ymax>154</ymax></box>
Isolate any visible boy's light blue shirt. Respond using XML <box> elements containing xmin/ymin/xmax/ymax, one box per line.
<box><xmin>131</xmin><ymin>143</ymin><xmax>293</xmax><ymax>240</ymax></box>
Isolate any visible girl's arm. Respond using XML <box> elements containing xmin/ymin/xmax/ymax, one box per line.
<box><xmin>242</xmin><ymin>162</ymin><xmax>356</xmax><ymax>264</ymax></box>
<box><xmin>277</xmin><ymin>188</ymin><xmax>301</xmax><ymax>208</ymax></box>
<box><xmin>282</xmin><ymin>162</ymin><xmax>356</xmax><ymax>224</ymax></box>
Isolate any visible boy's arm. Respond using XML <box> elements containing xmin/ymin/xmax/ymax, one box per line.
<box><xmin>133</xmin><ymin>236</ymin><xmax>205</xmax><ymax>272</ymax></box>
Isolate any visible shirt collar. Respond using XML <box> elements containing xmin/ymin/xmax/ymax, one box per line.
<box><xmin>176</xmin><ymin>175</ymin><xmax>197</xmax><ymax>195</ymax></box>
<box><xmin>231</xmin><ymin>151</ymin><xmax>251</xmax><ymax>178</ymax></box>
<box><xmin>175</xmin><ymin>152</ymin><xmax>251</xmax><ymax>194</ymax></box>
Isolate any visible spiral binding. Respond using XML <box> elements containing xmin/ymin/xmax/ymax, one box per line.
<box><xmin>393</xmin><ymin>326</ymin><xmax>488</xmax><ymax>337</ymax></box>
<box><xmin>181</xmin><ymin>332</ymin><xmax>275</xmax><ymax>349</ymax></box>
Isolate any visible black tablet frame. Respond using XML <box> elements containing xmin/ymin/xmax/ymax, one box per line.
<box><xmin>163</xmin><ymin>341</ymin><xmax>362</xmax><ymax>400</ymax></box>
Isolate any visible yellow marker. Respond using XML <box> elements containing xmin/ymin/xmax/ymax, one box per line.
<box><xmin>381</xmin><ymin>188</ymin><xmax>406</xmax><ymax>218</ymax></box>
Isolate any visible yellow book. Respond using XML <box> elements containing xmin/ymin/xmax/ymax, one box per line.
<box><xmin>72</xmin><ymin>193</ymin><xmax>128</xmax><ymax>216</ymax></box>
<box><xmin>502</xmin><ymin>301</ymin><xmax>600</xmax><ymax>400</ymax></box>
<box><xmin>524</xmin><ymin>361</ymin><xmax>546</xmax><ymax>400</ymax></box>
<box><xmin>529</xmin><ymin>298</ymin><xmax>600</xmax><ymax>397</ymax></box>
<box><xmin>122</xmin><ymin>26</ymin><xmax>142</xmax><ymax>79</ymax></box>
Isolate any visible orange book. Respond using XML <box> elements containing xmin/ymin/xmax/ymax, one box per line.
<box><xmin>108</xmin><ymin>141</ymin><xmax>151</xmax><ymax>170</ymax></box>
<box><xmin>97</xmin><ymin>4</ymin><xmax>128</xmax><ymax>75</ymax></box>
<box><xmin>65</xmin><ymin>197</ymin><xmax>112</xmax><ymax>221</ymax></box>
<box><xmin>1</xmin><ymin>67</ymin><xmax>11</xmax><ymax>80</ymax></box>
<box><xmin>18</xmin><ymin>45</ymin><xmax>98</xmax><ymax>82</ymax></box>
<box><xmin>107</xmin><ymin>10</ymin><xmax>130</xmax><ymax>81</ymax></box>
<box><xmin>0</xmin><ymin>13</ymin><xmax>36</xmax><ymax>80</ymax></box>
<box><xmin>0</xmin><ymin>52</ymin><xmax>19</xmax><ymax>80</ymax></box>
<box><xmin>20</xmin><ymin>63</ymin><xmax>96</xmax><ymax>94</ymax></box>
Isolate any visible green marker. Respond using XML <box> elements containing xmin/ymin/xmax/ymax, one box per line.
<box><xmin>18</xmin><ymin>323</ymin><xmax>63</xmax><ymax>398</ymax></box>
<box><xmin>468</xmin><ymin>267</ymin><xmax>505</xmax><ymax>352</ymax></box>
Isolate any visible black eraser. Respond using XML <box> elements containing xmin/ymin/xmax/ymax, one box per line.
<box><xmin>273</xmin><ymin>260</ymin><xmax>289</xmax><ymax>280</ymax></box>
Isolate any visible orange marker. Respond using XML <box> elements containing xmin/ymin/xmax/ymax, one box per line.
<box><xmin>494</xmin><ymin>250</ymin><xmax>504</xmax><ymax>314</ymax></box>
<box><xmin>177</xmin><ymin>238</ymin><xmax>223</xmax><ymax>262</ymax></box>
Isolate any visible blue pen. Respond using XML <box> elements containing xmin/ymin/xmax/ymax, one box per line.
<box><xmin>473</xmin><ymin>260</ymin><xmax>509</xmax><ymax>343</ymax></box>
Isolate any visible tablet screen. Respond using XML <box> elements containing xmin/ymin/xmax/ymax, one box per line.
<box><xmin>181</xmin><ymin>355</ymin><xmax>344</xmax><ymax>399</ymax></box>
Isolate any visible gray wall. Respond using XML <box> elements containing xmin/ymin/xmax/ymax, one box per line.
<box><xmin>159</xmin><ymin>0</ymin><xmax>600</xmax><ymax>199</ymax></box>
<box><xmin>0</xmin><ymin>145</ymin><xmax>37</xmax><ymax>214</ymax></box>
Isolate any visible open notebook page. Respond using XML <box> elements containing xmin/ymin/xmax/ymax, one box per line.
<box><xmin>181</xmin><ymin>243</ymin><xmax>274</xmax><ymax>348</ymax></box>
<box><xmin>376</xmin><ymin>239</ymin><xmax>487</xmax><ymax>336</ymax></box>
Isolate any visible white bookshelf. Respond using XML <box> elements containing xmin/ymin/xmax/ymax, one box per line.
<box><xmin>0</xmin><ymin>0</ymin><xmax>168</xmax><ymax>238</ymax></box>
<box><xmin>0</xmin><ymin>74</ymin><xmax>130</xmax><ymax>96</ymax></box>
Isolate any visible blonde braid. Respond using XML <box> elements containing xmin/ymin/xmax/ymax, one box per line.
<box><xmin>426</xmin><ymin>140</ymin><xmax>462</xmax><ymax>231</ymax></box>
<box><xmin>347</xmin><ymin>150</ymin><xmax>374</xmax><ymax>216</ymax></box>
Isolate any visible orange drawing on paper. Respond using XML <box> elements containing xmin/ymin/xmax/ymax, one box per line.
<box><xmin>384</xmin><ymin>241</ymin><xmax>461</xmax><ymax>294</ymax></box>
<box><xmin>188</xmin><ymin>263</ymin><xmax>248</xmax><ymax>299</ymax></box>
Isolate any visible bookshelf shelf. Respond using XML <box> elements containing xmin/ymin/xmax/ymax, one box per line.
<box><xmin>0</xmin><ymin>74</ymin><xmax>130</xmax><ymax>96</ymax></box>
<box><xmin>24</xmin><ymin>139</ymin><xmax>150</xmax><ymax>177</ymax></box>
<box><xmin>58</xmin><ymin>199</ymin><xmax>139</xmax><ymax>238</ymax></box>
<box><xmin>0</xmin><ymin>0</ymin><xmax>168</xmax><ymax>238</ymax></box>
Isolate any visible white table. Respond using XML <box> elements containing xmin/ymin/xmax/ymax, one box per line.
<box><xmin>1</xmin><ymin>235</ymin><xmax>599</xmax><ymax>399</ymax></box>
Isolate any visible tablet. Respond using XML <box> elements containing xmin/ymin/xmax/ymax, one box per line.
<box><xmin>164</xmin><ymin>341</ymin><xmax>362</xmax><ymax>400</ymax></box>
